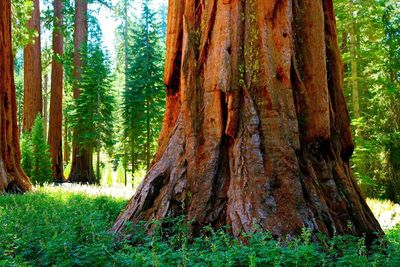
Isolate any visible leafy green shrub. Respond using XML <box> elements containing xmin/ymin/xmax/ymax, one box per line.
<box><xmin>21</xmin><ymin>130</ymin><xmax>33</xmax><ymax>178</ymax></box>
<box><xmin>20</xmin><ymin>115</ymin><xmax>52</xmax><ymax>185</ymax></box>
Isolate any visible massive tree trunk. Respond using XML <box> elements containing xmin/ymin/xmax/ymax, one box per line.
<box><xmin>0</xmin><ymin>0</ymin><xmax>32</xmax><ymax>193</ymax></box>
<box><xmin>114</xmin><ymin>0</ymin><xmax>382</xmax><ymax>241</ymax></box>
<box><xmin>23</xmin><ymin>0</ymin><xmax>42</xmax><ymax>132</ymax></box>
<box><xmin>68</xmin><ymin>0</ymin><xmax>96</xmax><ymax>184</ymax></box>
<box><xmin>48</xmin><ymin>0</ymin><xmax>64</xmax><ymax>182</ymax></box>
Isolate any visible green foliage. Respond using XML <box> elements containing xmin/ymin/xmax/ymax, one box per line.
<box><xmin>21</xmin><ymin>131</ymin><xmax>33</xmax><ymax>178</ymax></box>
<box><xmin>32</xmin><ymin>116</ymin><xmax>53</xmax><ymax>184</ymax></box>
<box><xmin>334</xmin><ymin>0</ymin><xmax>400</xmax><ymax>201</ymax></box>
<box><xmin>116</xmin><ymin>161</ymin><xmax>126</xmax><ymax>184</ymax></box>
<box><xmin>122</xmin><ymin>0</ymin><xmax>165</xmax><ymax>172</ymax></box>
<box><xmin>0</xmin><ymin>187</ymin><xmax>399</xmax><ymax>266</ymax></box>
<box><xmin>11</xmin><ymin>0</ymin><xmax>36</xmax><ymax>53</ymax></box>
<box><xmin>64</xmin><ymin>162</ymin><xmax>72</xmax><ymax>178</ymax></box>
<box><xmin>71</xmin><ymin>34</ymin><xmax>115</xmax><ymax>157</ymax></box>
<box><xmin>21</xmin><ymin>116</ymin><xmax>52</xmax><ymax>185</ymax></box>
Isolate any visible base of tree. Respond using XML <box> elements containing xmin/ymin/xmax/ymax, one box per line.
<box><xmin>0</xmin><ymin>0</ymin><xmax>32</xmax><ymax>195</ymax></box>
<box><xmin>68</xmin><ymin>147</ymin><xmax>96</xmax><ymax>184</ymax></box>
<box><xmin>0</xmin><ymin>164</ymin><xmax>32</xmax><ymax>194</ymax></box>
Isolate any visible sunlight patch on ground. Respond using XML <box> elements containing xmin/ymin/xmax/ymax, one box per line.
<box><xmin>33</xmin><ymin>183</ymin><xmax>135</xmax><ymax>200</ymax></box>
<box><xmin>367</xmin><ymin>198</ymin><xmax>400</xmax><ymax>230</ymax></box>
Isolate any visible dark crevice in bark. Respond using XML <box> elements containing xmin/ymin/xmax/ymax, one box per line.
<box><xmin>167</xmin><ymin>49</ymin><xmax>182</xmax><ymax>95</ymax></box>
<box><xmin>5</xmin><ymin>181</ymin><xmax>24</xmax><ymax>194</ymax></box>
<box><xmin>142</xmin><ymin>174</ymin><xmax>168</xmax><ymax>211</ymax></box>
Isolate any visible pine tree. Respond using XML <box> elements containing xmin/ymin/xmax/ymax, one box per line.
<box><xmin>123</xmin><ymin>0</ymin><xmax>165</xmax><ymax>174</ymax></box>
<box><xmin>21</xmin><ymin>131</ymin><xmax>33</xmax><ymax>178</ymax></box>
<box><xmin>72</xmin><ymin>40</ymin><xmax>115</xmax><ymax>183</ymax></box>
<box><xmin>21</xmin><ymin>116</ymin><xmax>52</xmax><ymax>185</ymax></box>
<box><xmin>31</xmin><ymin>115</ymin><xmax>52</xmax><ymax>185</ymax></box>
<box><xmin>21</xmin><ymin>115</ymin><xmax>52</xmax><ymax>185</ymax></box>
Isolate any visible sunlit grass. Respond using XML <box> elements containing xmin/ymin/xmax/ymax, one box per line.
<box><xmin>34</xmin><ymin>183</ymin><xmax>135</xmax><ymax>200</ymax></box>
<box><xmin>367</xmin><ymin>198</ymin><xmax>400</xmax><ymax>230</ymax></box>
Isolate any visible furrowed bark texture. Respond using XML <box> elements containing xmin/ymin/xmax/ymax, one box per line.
<box><xmin>68</xmin><ymin>0</ymin><xmax>96</xmax><ymax>184</ymax></box>
<box><xmin>23</xmin><ymin>0</ymin><xmax>42</xmax><ymax>132</ymax></box>
<box><xmin>0</xmin><ymin>0</ymin><xmax>32</xmax><ymax>193</ymax></box>
<box><xmin>49</xmin><ymin>0</ymin><xmax>64</xmax><ymax>182</ymax></box>
<box><xmin>114</xmin><ymin>0</ymin><xmax>382</xmax><ymax>241</ymax></box>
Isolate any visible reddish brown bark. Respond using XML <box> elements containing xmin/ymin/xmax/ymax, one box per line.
<box><xmin>68</xmin><ymin>0</ymin><xmax>96</xmax><ymax>183</ymax></box>
<box><xmin>0</xmin><ymin>0</ymin><xmax>32</xmax><ymax>193</ymax></box>
<box><xmin>23</xmin><ymin>0</ymin><xmax>42</xmax><ymax>132</ymax></box>
<box><xmin>114</xmin><ymin>0</ymin><xmax>382</xmax><ymax>241</ymax></box>
<box><xmin>48</xmin><ymin>0</ymin><xmax>64</xmax><ymax>182</ymax></box>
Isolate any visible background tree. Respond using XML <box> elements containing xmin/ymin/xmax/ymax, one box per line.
<box><xmin>113</xmin><ymin>0</ymin><xmax>133</xmax><ymax>185</ymax></box>
<box><xmin>334</xmin><ymin>0</ymin><xmax>400</xmax><ymax>201</ymax></box>
<box><xmin>48</xmin><ymin>0</ymin><xmax>65</xmax><ymax>182</ymax></box>
<box><xmin>114</xmin><ymin>0</ymin><xmax>382</xmax><ymax>242</ymax></box>
<box><xmin>68</xmin><ymin>0</ymin><xmax>94</xmax><ymax>183</ymax></box>
<box><xmin>72</xmin><ymin>39</ymin><xmax>115</xmax><ymax>183</ymax></box>
<box><xmin>11</xmin><ymin>0</ymin><xmax>36</xmax><ymax>53</ymax></box>
<box><xmin>0</xmin><ymin>0</ymin><xmax>32</xmax><ymax>193</ymax></box>
<box><xmin>30</xmin><ymin>115</ymin><xmax>52</xmax><ymax>185</ymax></box>
<box><xmin>23</xmin><ymin>0</ymin><xmax>42</xmax><ymax>132</ymax></box>
<box><xmin>123</xmin><ymin>0</ymin><xmax>165</xmax><ymax>174</ymax></box>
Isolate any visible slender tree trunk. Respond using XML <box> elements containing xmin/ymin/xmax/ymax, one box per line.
<box><xmin>131</xmin><ymin>132</ymin><xmax>135</xmax><ymax>182</ymax></box>
<box><xmin>146</xmin><ymin>98</ymin><xmax>150</xmax><ymax>171</ymax></box>
<box><xmin>123</xmin><ymin>0</ymin><xmax>129</xmax><ymax>188</ymax></box>
<box><xmin>63</xmin><ymin>117</ymin><xmax>69</xmax><ymax>164</ymax></box>
<box><xmin>124</xmin><ymin>150</ymin><xmax>127</xmax><ymax>186</ymax></box>
<box><xmin>23</xmin><ymin>0</ymin><xmax>42</xmax><ymax>132</ymax></box>
<box><xmin>68</xmin><ymin>0</ymin><xmax>96</xmax><ymax>184</ymax></box>
<box><xmin>114</xmin><ymin>0</ymin><xmax>382</xmax><ymax>242</ymax></box>
<box><xmin>349</xmin><ymin>0</ymin><xmax>360</xmax><ymax>119</ymax></box>
<box><xmin>43</xmin><ymin>72</ymin><xmax>48</xmax><ymax>139</ymax></box>
<box><xmin>0</xmin><ymin>0</ymin><xmax>32</xmax><ymax>193</ymax></box>
<box><xmin>48</xmin><ymin>0</ymin><xmax>64</xmax><ymax>182</ymax></box>
<box><xmin>96</xmin><ymin>144</ymin><xmax>100</xmax><ymax>182</ymax></box>
<box><xmin>124</xmin><ymin>0</ymin><xmax>128</xmax><ymax>92</ymax></box>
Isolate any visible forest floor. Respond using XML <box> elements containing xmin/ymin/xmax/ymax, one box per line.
<box><xmin>0</xmin><ymin>185</ymin><xmax>399</xmax><ymax>266</ymax></box>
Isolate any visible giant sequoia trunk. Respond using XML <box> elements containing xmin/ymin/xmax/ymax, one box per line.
<box><xmin>68</xmin><ymin>0</ymin><xmax>96</xmax><ymax>184</ymax></box>
<box><xmin>48</xmin><ymin>0</ymin><xmax>64</xmax><ymax>182</ymax></box>
<box><xmin>0</xmin><ymin>0</ymin><xmax>32</xmax><ymax>193</ymax></box>
<box><xmin>23</xmin><ymin>0</ymin><xmax>42</xmax><ymax>132</ymax></box>
<box><xmin>114</xmin><ymin>0</ymin><xmax>382</xmax><ymax>241</ymax></box>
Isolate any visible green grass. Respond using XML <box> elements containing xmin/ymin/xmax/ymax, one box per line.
<box><xmin>0</xmin><ymin>186</ymin><xmax>399</xmax><ymax>266</ymax></box>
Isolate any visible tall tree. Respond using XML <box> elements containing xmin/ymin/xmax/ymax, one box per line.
<box><xmin>72</xmin><ymin>41</ymin><xmax>114</xmax><ymax>183</ymax></box>
<box><xmin>123</xmin><ymin>1</ymin><xmax>165</xmax><ymax>173</ymax></box>
<box><xmin>334</xmin><ymin>0</ymin><xmax>400</xmax><ymax>201</ymax></box>
<box><xmin>0</xmin><ymin>0</ymin><xmax>32</xmax><ymax>193</ymax></box>
<box><xmin>68</xmin><ymin>0</ymin><xmax>96</xmax><ymax>183</ymax></box>
<box><xmin>48</xmin><ymin>0</ymin><xmax>65</xmax><ymax>182</ymax></box>
<box><xmin>114</xmin><ymin>0</ymin><xmax>382</xmax><ymax>242</ymax></box>
<box><xmin>23</xmin><ymin>0</ymin><xmax>42</xmax><ymax>131</ymax></box>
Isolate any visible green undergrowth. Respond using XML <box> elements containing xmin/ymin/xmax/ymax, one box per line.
<box><xmin>0</xmin><ymin>186</ymin><xmax>399</xmax><ymax>266</ymax></box>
